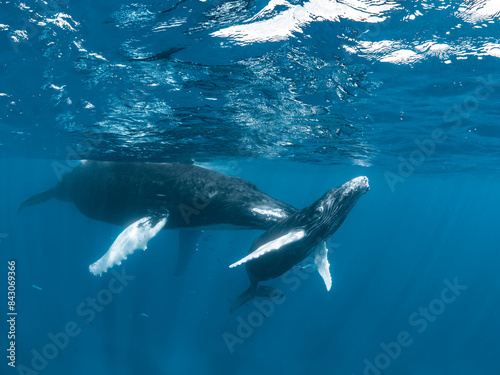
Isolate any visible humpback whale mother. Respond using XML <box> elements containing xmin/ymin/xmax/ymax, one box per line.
<box><xmin>19</xmin><ymin>161</ymin><xmax>296</xmax><ymax>275</ymax></box>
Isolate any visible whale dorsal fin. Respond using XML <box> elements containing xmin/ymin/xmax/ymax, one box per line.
<box><xmin>314</xmin><ymin>242</ymin><xmax>332</xmax><ymax>291</ymax></box>
<box><xmin>229</xmin><ymin>229</ymin><xmax>305</xmax><ymax>268</ymax></box>
<box><xmin>89</xmin><ymin>214</ymin><xmax>168</xmax><ymax>276</ymax></box>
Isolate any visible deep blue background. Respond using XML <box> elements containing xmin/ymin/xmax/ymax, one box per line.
<box><xmin>1</xmin><ymin>158</ymin><xmax>500</xmax><ymax>374</ymax></box>
<box><xmin>2</xmin><ymin>0</ymin><xmax>500</xmax><ymax>373</ymax></box>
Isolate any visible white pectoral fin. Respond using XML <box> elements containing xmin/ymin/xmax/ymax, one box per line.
<box><xmin>89</xmin><ymin>215</ymin><xmax>168</xmax><ymax>276</ymax></box>
<box><xmin>315</xmin><ymin>242</ymin><xmax>332</xmax><ymax>291</ymax></box>
<box><xmin>229</xmin><ymin>229</ymin><xmax>305</xmax><ymax>269</ymax></box>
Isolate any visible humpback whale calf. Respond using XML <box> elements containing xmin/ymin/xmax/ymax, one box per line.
<box><xmin>229</xmin><ymin>176</ymin><xmax>369</xmax><ymax>312</ymax></box>
<box><xmin>19</xmin><ymin>161</ymin><xmax>296</xmax><ymax>276</ymax></box>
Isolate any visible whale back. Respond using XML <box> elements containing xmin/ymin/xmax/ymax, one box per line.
<box><xmin>20</xmin><ymin>161</ymin><xmax>296</xmax><ymax>230</ymax></box>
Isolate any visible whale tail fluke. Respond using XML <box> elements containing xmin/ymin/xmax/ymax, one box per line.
<box><xmin>230</xmin><ymin>284</ymin><xmax>283</xmax><ymax>313</ymax></box>
<box><xmin>18</xmin><ymin>188</ymin><xmax>57</xmax><ymax>212</ymax></box>
<box><xmin>231</xmin><ymin>285</ymin><xmax>255</xmax><ymax>313</ymax></box>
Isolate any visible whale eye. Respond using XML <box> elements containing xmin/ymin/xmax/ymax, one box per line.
<box><xmin>316</xmin><ymin>206</ymin><xmax>324</xmax><ymax>213</ymax></box>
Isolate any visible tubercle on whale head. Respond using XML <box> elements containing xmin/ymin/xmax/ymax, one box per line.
<box><xmin>319</xmin><ymin>176</ymin><xmax>369</xmax><ymax>207</ymax></box>
<box><xmin>329</xmin><ymin>176</ymin><xmax>369</xmax><ymax>203</ymax></box>
<box><xmin>343</xmin><ymin>176</ymin><xmax>369</xmax><ymax>195</ymax></box>
<box><xmin>305</xmin><ymin>176</ymin><xmax>369</xmax><ymax>239</ymax></box>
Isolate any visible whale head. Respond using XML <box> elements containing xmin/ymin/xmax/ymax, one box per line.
<box><xmin>304</xmin><ymin>176</ymin><xmax>369</xmax><ymax>241</ymax></box>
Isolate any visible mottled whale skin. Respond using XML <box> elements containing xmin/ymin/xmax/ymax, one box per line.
<box><xmin>19</xmin><ymin>161</ymin><xmax>297</xmax><ymax>275</ymax></box>
<box><xmin>229</xmin><ymin>176</ymin><xmax>369</xmax><ymax>312</ymax></box>
<box><xmin>20</xmin><ymin>161</ymin><xmax>296</xmax><ymax>229</ymax></box>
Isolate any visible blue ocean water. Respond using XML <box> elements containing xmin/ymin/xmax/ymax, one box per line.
<box><xmin>1</xmin><ymin>0</ymin><xmax>500</xmax><ymax>374</ymax></box>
